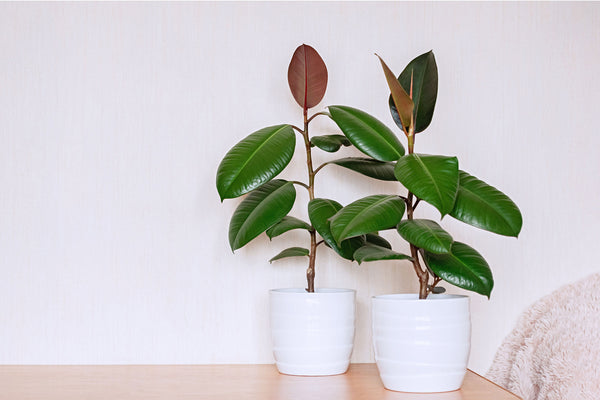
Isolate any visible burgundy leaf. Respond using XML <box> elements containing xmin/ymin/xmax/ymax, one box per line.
<box><xmin>288</xmin><ymin>44</ymin><xmax>328</xmax><ymax>110</ymax></box>
<box><xmin>376</xmin><ymin>54</ymin><xmax>414</xmax><ymax>133</ymax></box>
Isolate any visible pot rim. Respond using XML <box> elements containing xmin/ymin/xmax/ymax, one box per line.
<box><xmin>270</xmin><ymin>288</ymin><xmax>355</xmax><ymax>295</ymax></box>
<box><xmin>372</xmin><ymin>293</ymin><xmax>468</xmax><ymax>302</ymax></box>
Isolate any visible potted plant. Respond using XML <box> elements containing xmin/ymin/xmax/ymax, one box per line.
<box><xmin>216</xmin><ymin>44</ymin><xmax>391</xmax><ymax>376</ymax></box>
<box><xmin>324</xmin><ymin>51</ymin><xmax>523</xmax><ymax>392</ymax></box>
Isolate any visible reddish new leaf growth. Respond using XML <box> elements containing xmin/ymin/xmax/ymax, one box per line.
<box><xmin>376</xmin><ymin>54</ymin><xmax>414</xmax><ymax>135</ymax></box>
<box><xmin>288</xmin><ymin>44</ymin><xmax>328</xmax><ymax>111</ymax></box>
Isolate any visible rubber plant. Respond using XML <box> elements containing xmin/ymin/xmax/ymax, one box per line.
<box><xmin>326</xmin><ymin>51</ymin><xmax>523</xmax><ymax>299</ymax></box>
<box><xmin>216</xmin><ymin>44</ymin><xmax>391</xmax><ymax>292</ymax></box>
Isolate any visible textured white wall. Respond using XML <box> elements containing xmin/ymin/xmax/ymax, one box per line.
<box><xmin>1</xmin><ymin>2</ymin><xmax>599</xmax><ymax>374</ymax></box>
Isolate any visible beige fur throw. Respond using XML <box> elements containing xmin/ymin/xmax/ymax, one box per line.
<box><xmin>487</xmin><ymin>273</ymin><xmax>600</xmax><ymax>400</ymax></box>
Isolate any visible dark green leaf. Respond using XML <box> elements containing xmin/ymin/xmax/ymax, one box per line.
<box><xmin>329</xmin><ymin>195</ymin><xmax>406</xmax><ymax>244</ymax></box>
<box><xmin>228</xmin><ymin>180</ymin><xmax>296</xmax><ymax>251</ymax></box>
<box><xmin>216</xmin><ymin>125</ymin><xmax>295</xmax><ymax>200</ymax></box>
<box><xmin>423</xmin><ymin>242</ymin><xmax>494</xmax><ymax>298</ymax></box>
<box><xmin>329</xmin><ymin>157</ymin><xmax>397</xmax><ymax>181</ymax></box>
<box><xmin>328</xmin><ymin>105</ymin><xmax>405</xmax><ymax>161</ymax></box>
<box><xmin>390</xmin><ymin>51</ymin><xmax>438</xmax><ymax>133</ymax></box>
<box><xmin>269</xmin><ymin>247</ymin><xmax>310</xmax><ymax>263</ymax></box>
<box><xmin>397</xmin><ymin>219</ymin><xmax>453</xmax><ymax>254</ymax></box>
<box><xmin>266</xmin><ymin>216</ymin><xmax>312</xmax><ymax>240</ymax></box>
<box><xmin>365</xmin><ymin>233</ymin><xmax>392</xmax><ymax>249</ymax></box>
<box><xmin>394</xmin><ymin>154</ymin><xmax>459</xmax><ymax>216</ymax></box>
<box><xmin>288</xmin><ymin>44</ymin><xmax>328</xmax><ymax>110</ymax></box>
<box><xmin>376</xmin><ymin>54</ymin><xmax>414</xmax><ymax>132</ymax></box>
<box><xmin>308</xmin><ymin>198</ymin><xmax>365</xmax><ymax>260</ymax></box>
<box><xmin>311</xmin><ymin>135</ymin><xmax>351</xmax><ymax>153</ymax></box>
<box><xmin>450</xmin><ymin>171</ymin><xmax>523</xmax><ymax>237</ymax></box>
<box><xmin>353</xmin><ymin>244</ymin><xmax>412</xmax><ymax>265</ymax></box>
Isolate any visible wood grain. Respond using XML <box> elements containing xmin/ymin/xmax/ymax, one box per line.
<box><xmin>0</xmin><ymin>364</ymin><xmax>521</xmax><ymax>400</ymax></box>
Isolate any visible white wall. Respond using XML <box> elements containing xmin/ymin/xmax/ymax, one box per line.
<box><xmin>1</xmin><ymin>2</ymin><xmax>599</xmax><ymax>374</ymax></box>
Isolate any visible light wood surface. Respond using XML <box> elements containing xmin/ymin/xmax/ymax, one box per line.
<box><xmin>0</xmin><ymin>363</ymin><xmax>521</xmax><ymax>400</ymax></box>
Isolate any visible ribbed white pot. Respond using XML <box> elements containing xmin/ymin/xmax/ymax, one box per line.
<box><xmin>372</xmin><ymin>294</ymin><xmax>471</xmax><ymax>393</ymax></box>
<box><xmin>270</xmin><ymin>288</ymin><xmax>355</xmax><ymax>376</ymax></box>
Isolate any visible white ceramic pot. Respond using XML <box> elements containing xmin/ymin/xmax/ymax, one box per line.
<box><xmin>372</xmin><ymin>294</ymin><xmax>471</xmax><ymax>393</ymax></box>
<box><xmin>270</xmin><ymin>288</ymin><xmax>355</xmax><ymax>376</ymax></box>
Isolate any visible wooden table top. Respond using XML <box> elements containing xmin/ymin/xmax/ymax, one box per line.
<box><xmin>0</xmin><ymin>363</ymin><xmax>521</xmax><ymax>400</ymax></box>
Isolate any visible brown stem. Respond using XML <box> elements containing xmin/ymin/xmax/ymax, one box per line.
<box><xmin>313</xmin><ymin>162</ymin><xmax>330</xmax><ymax>176</ymax></box>
<box><xmin>410</xmin><ymin>245</ymin><xmax>429</xmax><ymax>299</ymax></box>
<box><xmin>307</xmin><ymin>236</ymin><xmax>316</xmax><ymax>293</ymax></box>
<box><xmin>303</xmin><ymin>108</ymin><xmax>317</xmax><ymax>293</ymax></box>
<box><xmin>406</xmin><ymin>191</ymin><xmax>429</xmax><ymax>299</ymax></box>
<box><xmin>307</xmin><ymin>111</ymin><xmax>329</xmax><ymax>124</ymax></box>
<box><xmin>404</xmin><ymin>125</ymin><xmax>428</xmax><ymax>297</ymax></box>
<box><xmin>429</xmin><ymin>276</ymin><xmax>442</xmax><ymax>294</ymax></box>
<box><xmin>291</xmin><ymin>181</ymin><xmax>310</xmax><ymax>191</ymax></box>
<box><xmin>407</xmin><ymin>192</ymin><xmax>414</xmax><ymax>219</ymax></box>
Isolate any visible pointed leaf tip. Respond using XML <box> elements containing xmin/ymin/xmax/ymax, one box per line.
<box><xmin>308</xmin><ymin>198</ymin><xmax>366</xmax><ymax>260</ymax></box>
<box><xmin>216</xmin><ymin>124</ymin><xmax>295</xmax><ymax>200</ymax></box>
<box><xmin>397</xmin><ymin>219</ymin><xmax>453</xmax><ymax>254</ymax></box>
<box><xmin>353</xmin><ymin>244</ymin><xmax>412</xmax><ymax>265</ymax></box>
<box><xmin>389</xmin><ymin>50</ymin><xmax>438</xmax><ymax>134</ymax></box>
<box><xmin>228</xmin><ymin>180</ymin><xmax>296</xmax><ymax>250</ymax></box>
<box><xmin>450</xmin><ymin>170</ymin><xmax>522</xmax><ymax>237</ymax></box>
<box><xmin>375</xmin><ymin>54</ymin><xmax>413</xmax><ymax>132</ymax></box>
<box><xmin>329</xmin><ymin>195</ymin><xmax>406</xmax><ymax>244</ymax></box>
<box><xmin>328</xmin><ymin>105</ymin><xmax>404</xmax><ymax>161</ymax></box>
<box><xmin>269</xmin><ymin>247</ymin><xmax>310</xmax><ymax>263</ymax></box>
<box><xmin>394</xmin><ymin>154</ymin><xmax>459</xmax><ymax>216</ymax></box>
<box><xmin>424</xmin><ymin>242</ymin><xmax>493</xmax><ymax>298</ymax></box>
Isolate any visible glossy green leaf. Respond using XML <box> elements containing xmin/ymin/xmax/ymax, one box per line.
<box><xmin>390</xmin><ymin>51</ymin><xmax>438</xmax><ymax>133</ymax></box>
<box><xmin>365</xmin><ymin>233</ymin><xmax>392</xmax><ymax>249</ymax></box>
<box><xmin>376</xmin><ymin>54</ymin><xmax>414</xmax><ymax>132</ymax></box>
<box><xmin>269</xmin><ymin>247</ymin><xmax>310</xmax><ymax>263</ymax></box>
<box><xmin>353</xmin><ymin>244</ymin><xmax>413</xmax><ymax>265</ymax></box>
<box><xmin>329</xmin><ymin>195</ymin><xmax>406</xmax><ymax>244</ymax></box>
<box><xmin>450</xmin><ymin>171</ymin><xmax>523</xmax><ymax>237</ymax></box>
<box><xmin>423</xmin><ymin>242</ymin><xmax>494</xmax><ymax>298</ymax></box>
<box><xmin>266</xmin><ymin>216</ymin><xmax>312</xmax><ymax>240</ymax></box>
<box><xmin>329</xmin><ymin>157</ymin><xmax>397</xmax><ymax>181</ymax></box>
<box><xmin>394</xmin><ymin>154</ymin><xmax>459</xmax><ymax>216</ymax></box>
<box><xmin>216</xmin><ymin>125</ymin><xmax>295</xmax><ymax>200</ymax></box>
<box><xmin>328</xmin><ymin>105</ymin><xmax>405</xmax><ymax>161</ymax></box>
<box><xmin>397</xmin><ymin>219</ymin><xmax>453</xmax><ymax>254</ymax></box>
<box><xmin>288</xmin><ymin>44</ymin><xmax>328</xmax><ymax>110</ymax></box>
<box><xmin>307</xmin><ymin>198</ymin><xmax>365</xmax><ymax>260</ymax></box>
<box><xmin>311</xmin><ymin>134</ymin><xmax>351</xmax><ymax>153</ymax></box>
<box><xmin>228</xmin><ymin>180</ymin><xmax>296</xmax><ymax>251</ymax></box>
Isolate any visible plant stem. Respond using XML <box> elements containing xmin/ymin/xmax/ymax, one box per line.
<box><xmin>313</xmin><ymin>162</ymin><xmax>330</xmax><ymax>176</ymax></box>
<box><xmin>307</xmin><ymin>111</ymin><xmax>329</xmax><ymax>124</ymax></box>
<box><xmin>291</xmin><ymin>181</ymin><xmax>310</xmax><ymax>191</ymax></box>
<box><xmin>406</xmin><ymin>193</ymin><xmax>430</xmax><ymax>299</ymax></box>
<box><xmin>302</xmin><ymin>108</ymin><xmax>317</xmax><ymax>293</ymax></box>
<box><xmin>429</xmin><ymin>276</ymin><xmax>442</xmax><ymax>294</ymax></box>
<box><xmin>406</xmin><ymin>132</ymin><xmax>429</xmax><ymax>299</ymax></box>
<box><xmin>407</xmin><ymin>133</ymin><xmax>415</xmax><ymax>154</ymax></box>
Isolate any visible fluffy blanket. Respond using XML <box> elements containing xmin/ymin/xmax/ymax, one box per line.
<box><xmin>487</xmin><ymin>273</ymin><xmax>600</xmax><ymax>400</ymax></box>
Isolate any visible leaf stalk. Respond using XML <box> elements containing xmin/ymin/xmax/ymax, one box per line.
<box><xmin>302</xmin><ymin>108</ymin><xmax>317</xmax><ymax>293</ymax></box>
